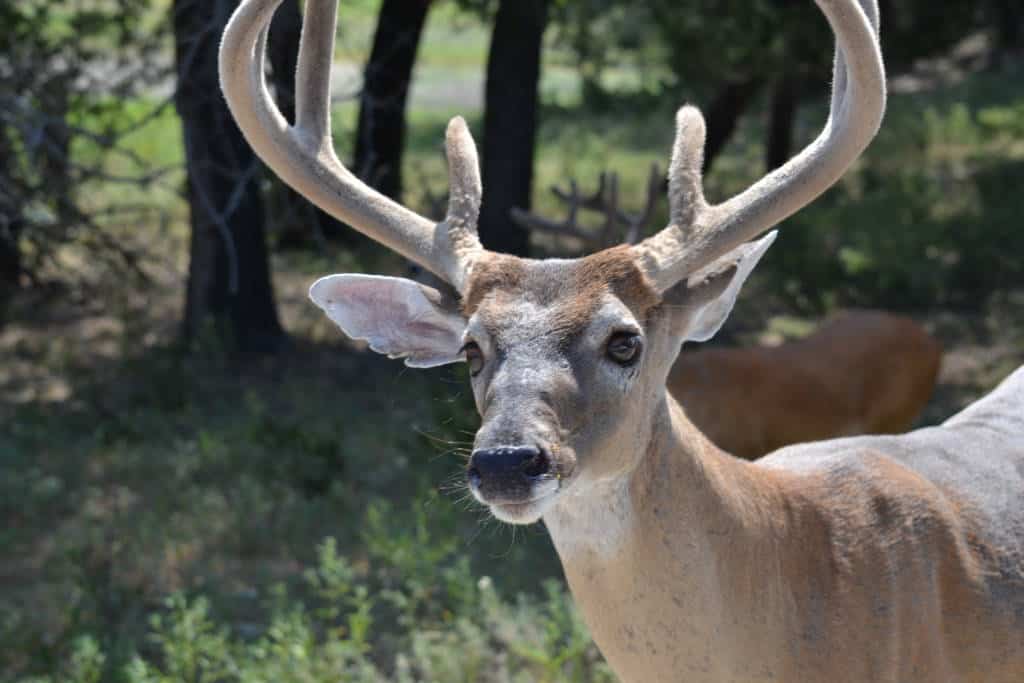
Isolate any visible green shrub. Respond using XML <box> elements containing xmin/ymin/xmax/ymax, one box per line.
<box><xmin>13</xmin><ymin>534</ymin><xmax>612</xmax><ymax>683</ymax></box>
<box><xmin>757</xmin><ymin>91</ymin><xmax>1024</xmax><ymax>311</ymax></box>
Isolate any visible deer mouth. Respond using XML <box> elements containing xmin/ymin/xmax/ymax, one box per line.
<box><xmin>488</xmin><ymin>488</ymin><xmax>561</xmax><ymax>524</ymax></box>
<box><xmin>472</xmin><ymin>469</ymin><xmax>563</xmax><ymax>524</ymax></box>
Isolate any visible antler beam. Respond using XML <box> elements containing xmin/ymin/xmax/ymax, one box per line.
<box><xmin>219</xmin><ymin>0</ymin><xmax>484</xmax><ymax>291</ymax></box>
<box><xmin>634</xmin><ymin>0</ymin><xmax>886</xmax><ymax>292</ymax></box>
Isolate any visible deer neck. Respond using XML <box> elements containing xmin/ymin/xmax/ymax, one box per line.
<box><xmin>543</xmin><ymin>394</ymin><xmax>802</xmax><ymax>680</ymax></box>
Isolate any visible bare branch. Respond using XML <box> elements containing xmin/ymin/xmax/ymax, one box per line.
<box><xmin>510</xmin><ymin>164</ymin><xmax>664</xmax><ymax>254</ymax></box>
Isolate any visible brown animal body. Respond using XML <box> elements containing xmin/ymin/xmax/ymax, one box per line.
<box><xmin>220</xmin><ymin>0</ymin><xmax>1024</xmax><ymax>680</ymax></box>
<box><xmin>672</xmin><ymin>310</ymin><xmax>942</xmax><ymax>458</ymax></box>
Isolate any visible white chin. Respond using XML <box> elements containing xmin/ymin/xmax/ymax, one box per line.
<box><xmin>489</xmin><ymin>496</ymin><xmax>555</xmax><ymax>525</ymax></box>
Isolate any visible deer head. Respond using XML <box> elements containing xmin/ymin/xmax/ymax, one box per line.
<box><xmin>220</xmin><ymin>0</ymin><xmax>885</xmax><ymax>524</ymax></box>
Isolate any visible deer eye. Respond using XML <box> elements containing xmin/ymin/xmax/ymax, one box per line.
<box><xmin>462</xmin><ymin>341</ymin><xmax>485</xmax><ymax>376</ymax></box>
<box><xmin>606</xmin><ymin>332</ymin><xmax>642</xmax><ymax>366</ymax></box>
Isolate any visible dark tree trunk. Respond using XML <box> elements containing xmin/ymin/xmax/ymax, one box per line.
<box><xmin>478</xmin><ymin>0</ymin><xmax>548</xmax><ymax>256</ymax></box>
<box><xmin>0</xmin><ymin>212</ymin><xmax>20</xmax><ymax>324</ymax></box>
<box><xmin>765</xmin><ymin>73</ymin><xmax>800</xmax><ymax>172</ymax></box>
<box><xmin>702</xmin><ymin>76</ymin><xmax>762</xmax><ymax>174</ymax></box>
<box><xmin>265</xmin><ymin>0</ymin><xmax>301</xmax><ymax>123</ymax></box>
<box><xmin>174</xmin><ymin>0</ymin><xmax>284</xmax><ymax>353</ymax></box>
<box><xmin>0</xmin><ymin>128</ymin><xmax>22</xmax><ymax>309</ymax></box>
<box><xmin>993</xmin><ymin>0</ymin><xmax>1023</xmax><ymax>56</ymax></box>
<box><xmin>0</xmin><ymin>218</ymin><xmax>18</xmax><ymax>289</ymax></box>
<box><xmin>266</xmin><ymin>0</ymin><xmax>353</xmax><ymax>247</ymax></box>
<box><xmin>0</xmin><ymin>93</ymin><xmax>71</xmax><ymax>321</ymax></box>
<box><xmin>42</xmin><ymin>90</ymin><xmax>75</xmax><ymax>229</ymax></box>
<box><xmin>354</xmin><ymin>0</ymin><xmax>431</xmax><ymax>202</ymax></box>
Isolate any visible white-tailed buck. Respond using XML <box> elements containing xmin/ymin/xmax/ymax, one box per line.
<box><xmin>221</xmin><ymin>0</ymin><xmax>1024</xmax><ymax>680</ymax></box>
<box><xmin>512</xmin><ymin>170</ymin><xmax>943</xmax><ymax>459</ymax></box>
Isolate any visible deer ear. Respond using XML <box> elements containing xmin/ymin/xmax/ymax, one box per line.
<box><xmin>665</xmin><ymin>231</ymin><xmax>777</xmax><ymax>343</ymax></box>
<box><xmin>309</xmin><ymin>274</ymin><xmax>467</xmax><ymax>368</ymax></box>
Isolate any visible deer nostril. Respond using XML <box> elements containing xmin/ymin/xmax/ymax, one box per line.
<box><xmin>521</xmin><ymin>449</ymin><xmax>551</xmax><ymax>478</ymax></box>
<box><xmin>467</xmin><ymin>465</ymin><xmax>482</xmax><ymax>490</ymax></box>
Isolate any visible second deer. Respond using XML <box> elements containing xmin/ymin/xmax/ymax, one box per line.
<box><xmin>513</xmin><ymin>169</ymin><xmax>942</xmax><ymax>458</ymax></box>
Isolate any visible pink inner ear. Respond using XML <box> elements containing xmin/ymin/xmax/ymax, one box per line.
<box><xmin>333</xmin><ymin>279</ymin><xmax>436</xmax><ymax>327</ymax></box>
<box><xmin>331</xmin><ymin>279</ymin><xmax>397</xmax><ymax>309</ymax></box>
<box><xmin>310</xmin><ymin>274</ymin><xmax>466</xmax><ymax>366</ymax></box>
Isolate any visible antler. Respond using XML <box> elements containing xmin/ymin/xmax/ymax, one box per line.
<box><xmin>219</xmin><ymin>0</ymin><xmax>483</xmax><ymax>291</ymax></box>
<box><xmin>510</xmin><ymin>163</ymin><xmax>663</xmax><ymax>251</ymax></box>
<box><xmin>633</xmin><ymin>0</ymin><xmax>886</xmax><ymax>291</ymax></box>
<box><xmin>220</xmin><ymin>0</ymin><xmax>883</xmax><ymax>296</ymax></box>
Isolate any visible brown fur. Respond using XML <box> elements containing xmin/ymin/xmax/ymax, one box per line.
<box><xmin>549</xmin><ymin>395</ymin><xmax>1024</xmax><ymax>682</ymax></box>
<box><xmin>670</xmin><ymin>310</ymin><xmax>942</xmax><ymax>459</ymax></box>
<box><xmin>463</xmin><ymin>248</ymin><xmax>660</xmax><ymax>343</ymax></box>
<box><xmin>461</xmin><ymin>254</ymin><xmax>528</xmax><ymax>316</ymax></box>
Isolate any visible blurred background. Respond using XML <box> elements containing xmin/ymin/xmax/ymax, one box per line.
<box><xmin>1</xmin><ymin>1</ymin><xmax>1022</xmax><ymax>680</ymax></box>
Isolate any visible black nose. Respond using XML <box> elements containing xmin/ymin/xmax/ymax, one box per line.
<box><xmin>467</xmin><ymin>446</ymin><xmax>551</xmax><ymax>497</ymax></box>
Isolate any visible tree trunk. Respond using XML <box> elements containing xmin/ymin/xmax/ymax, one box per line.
<box><xmin>354</xmin><ymin>0</ymin><xmax>431</xmax><ymax>202</ymax></box>
<box><xmin>993</xmin><ymin>0</ymin><xmax>1023</xmax><ymax>57</ymax></box>
<box><xmin>765</xmin><ymin>73</ymin><xmax>800</xmax><ymax>172</ymax></box>
<box><xmin>478</xmin><ymin>0</ymin><xmax>548</xmax><ymax>256</ymax></box>
<box><xmin>266</xmin><ymin>0</ymin><xmax>353</xmax><ymax>247</ymax></box>
<box><xmin>174</xmin><ymin>0</ymin><xmax>284</xmax><ymax>353</ymax></box>
<box><xmin>702</xmin><ymin>76</ymin><xmax>762</xmax><ymax>174</ymax></box>
<box><xmin>0</xmin><ymin>128</ymin><xmax>22</xmax><ymax>312</ymax></box>
<box><xmin>0</xmin><ymin>211</ymin><xmax>20</xmax><ymax>325</ymax></box>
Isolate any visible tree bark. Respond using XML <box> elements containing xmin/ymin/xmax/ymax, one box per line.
<box><xmin>765</xmin><ymin>73</ymin><xmax>800</xmax><ymax>172</ymax></box>
<box><xmin>354</xmin><ymin>0</ymin><xmax>432</xmax><ymax>202</ymax></box>
<box><xmin>479</xmin><ymin>0</ymin><xmax>548</xmax><ymax>256</ymax></box>
<box><xmin>174</xmin><ymin>0</ymin><xmax>284</xmax><ymax>353</ymax></box>
<box><xmin>0</xmin><ymin>214</ymin><xmax>20</xmax><ymax>325</ymax></box>
<box><xmin>993</xmin><ymin>0</ymin><xmax>1023</xmax><ymax>56</ymax></box>
<box><xmin>0</xmin><ymin>128</ymin><xmax>22</xmax><ymax>310</ymax></box>
<box><xmin>702</xmin><ymin>76</ymin><xmax>762</xmax><ymax>175</ymax></box>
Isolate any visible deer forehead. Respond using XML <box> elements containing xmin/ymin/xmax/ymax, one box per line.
<box><xmin>461</xmin><ymin>247</ymin><xmax>661</xmax><ymax>346</ymax></box>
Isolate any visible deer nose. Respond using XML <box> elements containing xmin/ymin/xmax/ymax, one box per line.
<box><xmin>467</xmin><ymin>446</ymin><xmax>551</xmax><ymax>497</ymax></box>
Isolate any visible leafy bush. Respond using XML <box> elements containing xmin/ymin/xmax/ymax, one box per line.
<box><xmin>13</xmin><ymin>536</ymin><xmax>613</xmax><ymax>683</ymax></box>
<box><xmin>757</xmin><ymin>86</ymin><xmax>1024</xmax><ymax>311</ymax></box>
<box><xmin>0</xmin><ymin>1</ymin><xmax>174</xmax><ymax>318</ymax></box>
<box><xmin>0</xmin><ymin>340</ymin><xmax>602</xmax><ymax>683</ymax></box>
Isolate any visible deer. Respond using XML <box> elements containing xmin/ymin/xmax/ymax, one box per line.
<box><xmin>512</xmin><ymin>169</ymin><xmax>943</xmax><ymax>459</ymax></box>
<box><xmin>220</xmin><ymin>0</ymin><xmax>1024</xmax><ymax>680</ymax></box>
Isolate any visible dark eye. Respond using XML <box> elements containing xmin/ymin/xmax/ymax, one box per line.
<box><xmin>462</xmin><ymin>341</ymin><xmax>485</xmax><ymax>376</ymax></box>
<box><xmin>606</xmin><ymin>332</ymin><xmax>642</xmax><ymax>366</ymax></box>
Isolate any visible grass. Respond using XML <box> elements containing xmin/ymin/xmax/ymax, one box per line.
<box><xmin>0</xmin><ymin>326</ymin><xmax>583</xmax><ymax>680</ymax></box>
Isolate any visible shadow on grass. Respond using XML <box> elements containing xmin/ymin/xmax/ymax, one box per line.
<box><xmin>0</xmin><ymin>334</ymin><xmax>567</xmax><ymax>679</ymax></box>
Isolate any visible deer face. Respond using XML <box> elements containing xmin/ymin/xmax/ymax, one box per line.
<box><xmin>458</xmin><ymin>249</ymin><xmax>663</xmax><ymax>523</ymax></box>
<box><xmin>309</xmin><ymin>235</ymin><xmax>774</xmax><ymax>524</ymax></box>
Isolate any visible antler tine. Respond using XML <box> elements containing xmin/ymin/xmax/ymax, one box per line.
<box><xmin>509</xmin><ymin>181</ymin><xmax>593</xmax><ymax>244</ymax></box>
<box><xmin>567</xmin><ymin>180</ymin><xmax>581</xmax><ymax>227</ymax></box>
<box><xmin>512</xmin><ymin>166</ymin><xmax>668</xmax><ymax>251</ymax></box>
<box><xmin>292</xmin><ymin>0</ymin><xmax>333</xmax><ymax>143</ymax></box>
<box><xmin>511</xmin><ymin>173</ymin><xmax>623</xmax><ymax>251</ymax></box>
<box><xmin>219</xmin><ymin>0</ymin><xmax>483</xmax><ymax>291</ymax></box>
<box><xmin>634</xmin><ymin>0</ymin><xmax>885</xmax><ymax>291</ymax></box>
<box><xmin>551</xmin><ymin>176</ymin><xmax>605</xmax><ymax>214</ymax></box>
